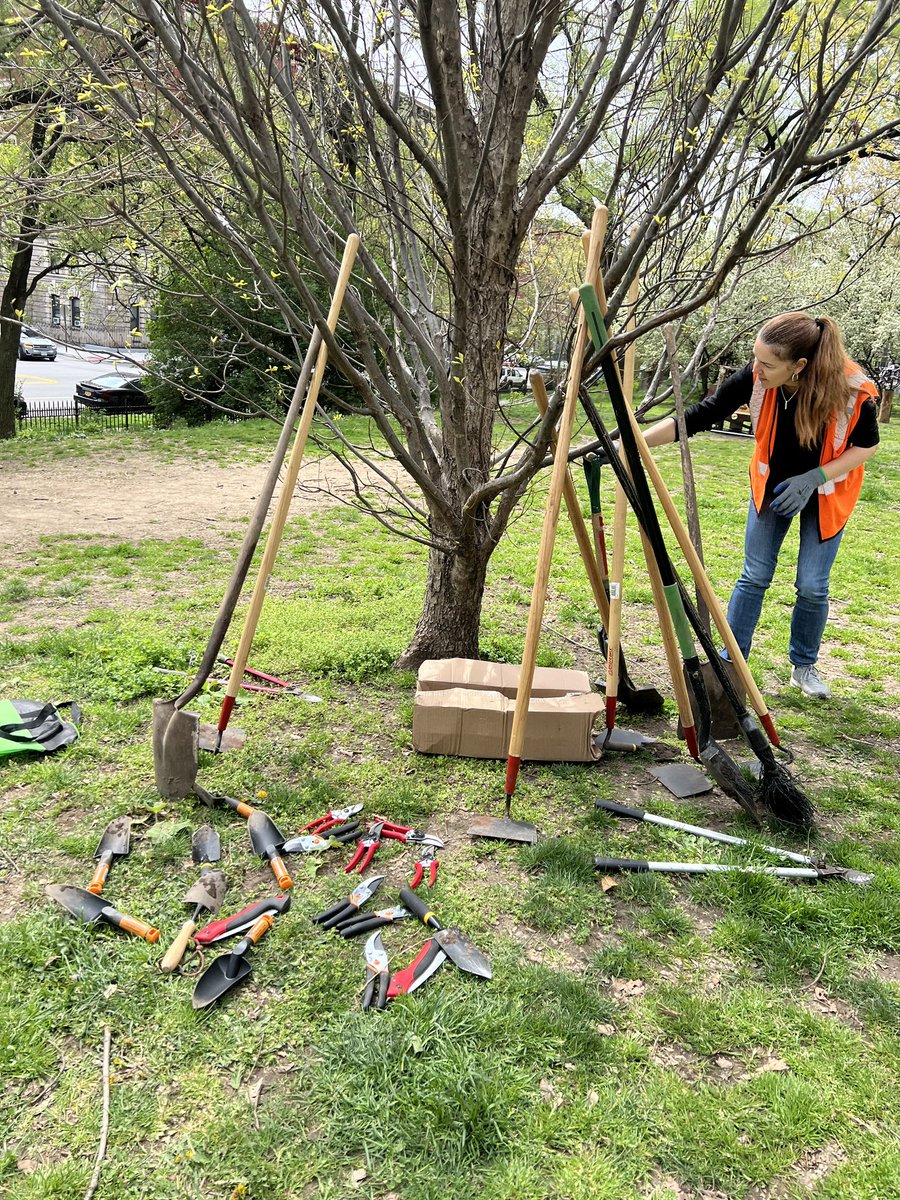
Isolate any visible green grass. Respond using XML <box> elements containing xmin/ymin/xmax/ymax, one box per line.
<box><xmin>0</xmin><ymin>414</ymin><xmax>898</xmax><ymax>1199</ymax></box>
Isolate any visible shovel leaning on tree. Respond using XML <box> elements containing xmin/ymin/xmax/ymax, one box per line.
<box><xmin>159</xmin><ymin>825</ymin><xmax>227</xmax><ymax>973</ymax></box>
<box><xmin>87</xmin><ymin>817</ymin><xmax>131</xmax><ymax>895</ymax></box>
<box><xmin>152</xmin><ymin>232</ymin><xmax>360</xmax><ymax>799</ymax></box>
<box><xmin>47</xmin><ymin>884</ymin><xmax>160</xmax><ymax>942</ymax></box>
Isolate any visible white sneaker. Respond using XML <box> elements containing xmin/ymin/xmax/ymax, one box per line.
<box><xmin>790</xmin><ymin>663</ymin><xmax>831</xmax><ymax>699</ymax></box>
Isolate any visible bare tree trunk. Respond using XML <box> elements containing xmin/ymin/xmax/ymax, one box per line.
<box><xmin>397</xmin><ymin>522</ymin><xmax>492</xmax><ymax>668</ymax></box>
<box><xmin>0</xmin><ymin>106</ymin><xmax>55</xmax><ymax>441</ymax></box>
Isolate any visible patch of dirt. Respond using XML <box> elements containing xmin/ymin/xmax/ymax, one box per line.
<box><xmin>0</xmin><ymin>449</ymin><xmax>407</xmax><ymax>558</ymax></box>
<box><xmin>746</xmin><ymin>1141</ymin><xmax>848</xmax><ymax>1199</ymax></box>
<box><xmin>868</xmin><ymin>952</ymin><xmax>900</xmax><ymax>984</ymax></box>
<box><xmin>0</xmin><ymin>871</ymin><xmax>27</xmax><ymax>922</ymax></box>
<box><xmin>801</xmin><ymin>986</ymin><xmax>867</xmax><ymax>1032</ymax></box>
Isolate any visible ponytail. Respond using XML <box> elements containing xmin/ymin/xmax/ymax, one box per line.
<box><xmin>758</xmin><ymin>312</ymin><xmax>849</xmax><ymax>448</ymax></box>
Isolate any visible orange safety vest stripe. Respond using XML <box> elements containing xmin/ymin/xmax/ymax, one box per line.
<box><xmin>748</xmin><ymin>360</ymin><xmax>878</xmax><ymax>540</ymax></box>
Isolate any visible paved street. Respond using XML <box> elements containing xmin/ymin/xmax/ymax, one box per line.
<box><xmin>16</xmin><ymin>342</ymin><xmax>149</xmax><ymax>412</ymax></box>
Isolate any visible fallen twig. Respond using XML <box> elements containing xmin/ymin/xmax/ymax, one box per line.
<box><xmin>83</xmin><ymin>1026</ymin><xmax>111</xmax><ymax>1200</ymax></box>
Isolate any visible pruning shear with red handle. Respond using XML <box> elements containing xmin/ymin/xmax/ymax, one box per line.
<box><xmin>301</xmin><ymin>804</ymin><xmax>364</xmax><ymax>835</ymax></box>
<box><xmin>344</xmin><ymin>822</ymin><xmax>385</xmax><ymax>874</ymax></box>
<box><xmin>410</xmin><ymin>845</ymin><xmax>439</xmax><ymax>889</ymax></box>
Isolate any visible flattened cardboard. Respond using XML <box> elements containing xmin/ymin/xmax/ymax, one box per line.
<box><xmin>412</xmin><ymin>685</ymin><xmax>605</xmax><ymax>763</ymax></box>
<box><xmin>417</xmin><ymin>657</ymin><xmax>591</xmax><ymax>699</ymax></box>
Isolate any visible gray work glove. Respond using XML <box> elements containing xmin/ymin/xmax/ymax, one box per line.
<box><xmin>770</xmin><ymin>467</ymin><xmax>826</xmax><ymax>518</ymax></box>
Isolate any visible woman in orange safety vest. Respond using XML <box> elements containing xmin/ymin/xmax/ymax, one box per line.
<box><xmin>641</xmin><ymin>312</ymin><xmax>880</xmax><ymax>699</ymax></box>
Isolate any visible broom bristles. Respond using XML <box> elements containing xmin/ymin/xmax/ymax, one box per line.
<box><xmin>758</xmin><ymin>760</ymin><xmax>815</xmax><ymax>829</ymax></box>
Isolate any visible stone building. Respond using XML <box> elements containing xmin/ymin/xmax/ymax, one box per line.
<box><xmin>23</xmin><ymin>239</ymin><xmax>151</xmax><ymax>351</ymax></box>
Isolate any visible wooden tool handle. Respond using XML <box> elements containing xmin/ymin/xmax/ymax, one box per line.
<box><xmin>268</xmin><ymin>855</ymin><xmax>293</xmax><ymax>890</ymax></box>
<box><xmin>117</xmin><ymin>914</ymin><xmax>161</xmax><ymax>943</ymax></box>
<box><xmin>222</xmin><ymin>234</ymin><xmax>361</xmax><ymax>711</ymax></box>
<box><xmin>87</xmin><ymin>860</ymin><xmax>110</xmax><ymax>896</ymax></box>
<box><xmin>622</xmin><ymin>404</ymin><xmax>777</xmax><ymax>743</ymax></box>
<box><xmin>159</xmin><ymin>919</ymin><xmax>197</xmax><ymax>973</ymax></box>
<box><xmin>507</xmin><ymin>206</ymin><xmax>607</xmax><ymax>769</ymax></box>
<box><xmin>531</xmin><ymin>375</ymin><xmax>611</xmax><ymax>628</ymax></box>
<box><xmin>606</xmin><ymin>482</ymin><xmax>628</xmax><ymax>718</ymax></box>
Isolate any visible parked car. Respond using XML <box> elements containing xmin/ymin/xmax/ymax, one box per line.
<box><xmin>75</xmin><ymin>371</ymin><xmax>150</xmax><ymax>413</ymax></box>
<box><xmin>499</xmin><ymin>362</ymin><xmax>529</xmax><ymax>392</ymax></box>
<box><xmin>18</xmin><ymin>326</ymin><xmax>57</xmax><ymax>361</ymax></box>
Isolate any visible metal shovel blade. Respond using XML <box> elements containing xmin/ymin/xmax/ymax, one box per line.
<box><xmin>152</xmin><ymin>699</ymin><xmax>200</xmax><ymax>799</ymax></box>
<box><xmin>191</xmin><ymin>952</ymin><xmax>252</xmax><ymax>1009</ymax></box>
<box><xmin>468</xmin><ymin>815</ymin><xmax>539</xmax><ymax>844</ymax></box>
<box><xmin>248</xmin><ymin>810</ymin><xmax>286</xmax><ymax>857</ymax></box>
<box><xmin>47</xmin><ymin>883</ymin><xmax>108</xmax><ymax>924</ymax></box>
<box><xmin>184</xmin><ymin>868</ymin><xmax>227</xmax><ymax>913</ymax></box>
<box><xmin>95</xmin><ymin>817</ymin><xmax>131</xmax><ymax>860</ymax></box>
<box><xmin>432</xmin><ymin>927</ymin><xmax>493</xmax><ymax>980</ymax></box>
<box><xmin>192</xmin><ymin>824</ymin><xmax>221</xmax><ymax>865</ymax></box>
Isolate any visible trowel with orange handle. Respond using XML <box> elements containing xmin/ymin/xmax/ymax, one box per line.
<box><xmin>87</xmin><ymin>817</ymin><xmax>131</xmax><ymax>895</ymax></box>
<box><xmin>191</xmin><ymin>912</ymin><xmax>276</xmax><ymax>1009</ymax></box>
<box><xmin>47</xmin><ymin>884</ymin><xmax>160</xmax><ymax>943</ymax></box>
<box><xmin>248</xmin><ymin>810</ymin><xmax>293</xmax><ymax>890</ymax></box>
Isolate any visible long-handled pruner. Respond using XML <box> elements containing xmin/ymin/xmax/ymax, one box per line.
<box><xmin>216</xmin><ymin>657</ymin><xmax>323</xmax><ymax>703</ymax></box>
<box><xmin>593</xmin><ymin>855</ymin><xmax>873</xmax><ymax>885</ymax></box>
<box><xmin>594</xmin><ymin>798</ymin><xmax>873</xmax><ymax>884</ymax></box>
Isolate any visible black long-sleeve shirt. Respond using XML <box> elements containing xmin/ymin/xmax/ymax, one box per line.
<box><xmin>682</xmin><ymin>363</ymin><xmax>879</xmax><ymax>491</ymax></box>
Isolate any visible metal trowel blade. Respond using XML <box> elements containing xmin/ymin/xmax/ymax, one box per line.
<box><xmin>467</xmin><ymin>815</ymin><xmax>539</xmax><ymax>844</ymax></box>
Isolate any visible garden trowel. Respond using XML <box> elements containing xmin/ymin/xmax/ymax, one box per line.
<box><xmin>87</xmin><ymin>817</ymin><xmax>131</xmax><ymax>895</ymax></box>
<box><xmin>398</xmin><ymin>888</ymin><xmax>492</xmax><ymax>979</ymax></box>
<box><xmin>248</xmin><ymin>810</ymin><xmax>293</xmax><ymax>890</ymax></box>
<box><xmin>191</xmin><ymin>911</ymin><xmax>276</xmax><ymax>1009</ymax></box>
<box><xmin>47</xmin><ymin>884</ymin><xmax>160</xmax><ymax>942</ymax></box>
<box><xmin>160</xmin><ymin>825</ymin><xmax>227</xmax><ymax>973</ymax></box>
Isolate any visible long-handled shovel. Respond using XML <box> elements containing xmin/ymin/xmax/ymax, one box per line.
<box><xmin>579</xmin><ymin>286</ymin><xmax>812</xmax><ymax>827</ymax></box>
<box><xmin>212</xmin><ymin>237</ymin><xmax>361</xmax><ymax>753</ymax></box>
<box><xmin>497</xmin><ymin>205</ymin><xmax>607</xmax><ymax>838</ymax></box>
<box><xmin>530</xmin><ymin>378</ymin><xmax>662</xmax><ymax>747</ymax></box>
<box><xmin>593</xmin><ymin>797</ymin><xmax>872</xmax><ymax>883</ymax></box>
<box><xmin>153</xmin><ymin>232</ymin><xmax>360</xmax><ymax>798</ymax></box>
<box><xmin>159</xmin><ymin>825</ymin><xmax>227</xmax><ymax>973</ymax></box>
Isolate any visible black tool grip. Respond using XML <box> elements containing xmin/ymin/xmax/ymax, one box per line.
<box><xmin>337</xmin><ymin>916</ymin><xmax>387</xmax><ymax>938</ymax></box>
<box><xmin>594</xmin><ymin>798</ymin><xmax>646</xmax><ymax>821</ymax></box>
<box><xmin>312</xmin><ymin>899</ymin><xmax>347</xmax><ymax>925</ymax></box>
<box><xmin>593</xmin><ymin>856</ymin><xmax>650</xmax><ymax>873</ymax></box>
<box><xmin>398</xmin><ymin>888</ymin><xmax>441</xmax><ymax>930</ymax></box>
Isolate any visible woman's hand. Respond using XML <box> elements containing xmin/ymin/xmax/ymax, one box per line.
<box><xmin>770</xmin><ymin>467</ymin><xmax>826</xmax><ymax>518</ymax></box>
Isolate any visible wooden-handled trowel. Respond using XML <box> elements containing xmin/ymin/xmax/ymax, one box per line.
<box><xmin>159</xmin><ymin>825</ymin><xmax>227</xmax><ymax>973</ymax></box>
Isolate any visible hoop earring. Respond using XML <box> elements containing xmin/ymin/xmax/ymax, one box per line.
<box><xmin>791</xmin><ymin>372</ymin><xmax>799</xmax><ymax>382</ymax></box>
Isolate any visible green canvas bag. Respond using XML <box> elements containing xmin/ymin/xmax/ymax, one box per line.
<box><xmin>0</xmin><ymin>700</ymin><xmax>80</xmax><ymax>759</ymax></box>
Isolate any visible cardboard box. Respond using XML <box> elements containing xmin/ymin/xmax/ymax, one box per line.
<box><xmin>412</xmin><ymin>659</ymin><xmax>604</xmax><ymax>762</ymax></box>
<box><xmin>416</xmin><ymin>657</ymin><xmax>591</xmax><ymax>699</ymax></box>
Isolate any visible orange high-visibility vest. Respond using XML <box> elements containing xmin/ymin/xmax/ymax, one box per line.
<box><xmin>747</xmin><ymin>360</ymin><xmax>878</xmax><ymax>539</ymax></box>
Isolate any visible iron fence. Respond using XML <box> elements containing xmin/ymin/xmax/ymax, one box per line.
<box><xmin>18</xmin><ymin>402</ymin><xmax>155</xmax><ymax>433</ymax></box>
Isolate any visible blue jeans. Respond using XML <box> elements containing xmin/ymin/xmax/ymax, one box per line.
<box><xmin>724</xmin><ymin>497</ymin><xmax>843</xmax><ymax>666</ymax></box>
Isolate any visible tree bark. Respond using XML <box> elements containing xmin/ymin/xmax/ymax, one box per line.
<box><xmin>0</xmin><ymin>106</ymin><xmax>55</xmax><ymax>441</ymax></box>
<box><xmin>395</xmin><ymin>526</ymin><xmax>492</xmax><ymax>668</ymax></box>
